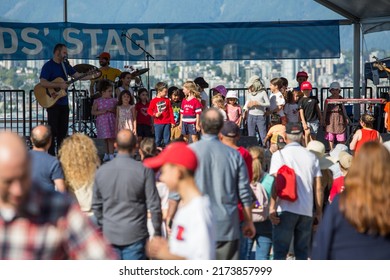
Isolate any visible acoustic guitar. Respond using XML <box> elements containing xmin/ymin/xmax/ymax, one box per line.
<box><xmin>373</xmin><ymin>56</ymin><xmax>390</xmax><ymax>74</ymax></box>
<box><xmin>34</xmin><ymin>69</ymin><xmax>100</xmax><ymax>108</ymax></box>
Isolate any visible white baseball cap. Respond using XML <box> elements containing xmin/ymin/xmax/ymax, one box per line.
<box><xmin>329</xmin><ymin>81</ymin><xmax>341</xmax><ymax>90</ymax></box>
<box><xmin>225</xmin><ymin>90</ymin><xmax>238</xmax><ymax>99</ymax></box>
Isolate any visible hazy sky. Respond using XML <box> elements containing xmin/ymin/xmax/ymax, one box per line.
<box><xmin>0</xmin><ymin>0</ymin><xmax>388</xmax><ymax>52</ymax></box>
<box><xmin>1</xmin><ymin>0</ymin><xmax>342</xmax><ymax>23</ymax></box>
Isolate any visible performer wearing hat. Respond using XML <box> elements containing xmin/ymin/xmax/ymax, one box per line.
<box><xmin>90</xmin><ymin>52</ymin><xmax>122</xmax><ymax>97</ymax></box>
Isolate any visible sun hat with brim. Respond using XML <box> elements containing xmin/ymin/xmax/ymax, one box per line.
<box><xmin>338</xmin><ymin>151</ymin><xmax>353</xmax><ymax>170</ymax></box>
<box><xmin>225</xmin><ymin>90</ymin><xmax>238</xmax><ymax>99</ymax></box>
<box><xmin>212</xmin><ymin>85</ymin><xmax>227</xmax><ymax>97</ymax></box>
<box><xmin>306</xmin><ymin>140</ymin><xmax>334</xmax><ymax>169</ymax></box>
<box><xmin>329</xmin><ymin>81</ymin><xmax>341</xmax><ymax>90</ymax></box>
<box><xmin>329</xmin><ymin>144</ymin><xmax>348</xmax><ymax>163</ymax></box>
<box><xmin>245</xmin><ymin>75</ymin><xmax>260</xmax><ymax>88</ymax></box>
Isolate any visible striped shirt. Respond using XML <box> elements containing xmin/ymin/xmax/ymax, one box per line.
<box><xmin>180</xmin><ymin>98</ymin><xmax>202</xmax><ymax>124</ymax></box>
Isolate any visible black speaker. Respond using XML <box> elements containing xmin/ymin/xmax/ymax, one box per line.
<box><xmin>381</xmin><ymin>133</ymin><xmax>390</xmax><ymax>142</ymax></box>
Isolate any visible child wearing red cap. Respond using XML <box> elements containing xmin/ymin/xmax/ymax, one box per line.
<box><xmin>298</xmin><ymin>81</ymin><xmax>323</xmax><ymax>146</ymax></box>
<box><xmin>144</xmin><ymin>142</ymin><xmax>215</xmax><ymax>260</ymax></box>
<box><xmin>295</xmin><ymin>71</ymin><xmax>308</xmax><ymax>91</ymax></box>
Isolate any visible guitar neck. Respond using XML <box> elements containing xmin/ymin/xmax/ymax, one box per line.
<box><xmin>66</xmin><ymin>72</ymin><xmax>90</xmax><ymax>85</ymax></box>
<box><xmin>373</xmin><ymin>62</ymin><xmax>390</xmax><ymax>73</ymax></box>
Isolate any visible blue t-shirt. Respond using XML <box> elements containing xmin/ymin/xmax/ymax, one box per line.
<box><xmin>40</xmin><ymin>59</ymin><xmax>76</xmax><ymax>105</ymax></box>
<box><xmin>29</xmin><ymin>150</ymin><xmax>64</xmax><ymax>191</ymax></box>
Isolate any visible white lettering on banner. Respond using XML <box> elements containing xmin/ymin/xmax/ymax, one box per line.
<box><xmin>21</xmin><ymin>28</ymin><xmax>42</xmax><ymax>55</ymax></box>
<box><xmin>0</xmin><ymin>25</ymin><xmax>168</xmax><ymax>58</ymax></box>
<box><xmin>125</xmin><ymin>28</ymin><xmax>145</xmax><ymax>56</ymax></box>
<box><xmin>148</xmin><ymin>28</ymin><xmax>167</xmax><ymax>56</ymax></box>
<box><xmin>0</xmin><ymin>27</ymin><xmax>17</xmax><ymax>54</ymax></box>
<box><xmin>63</xmin><ymin>28</ymin><xmax>83</xmax><ymax>55</ymax></box>
<box><xmin>83</xmin><ymin>29</ymin><xmax>103</xmax><ymax>56</ymax></box>
<box><xmin>105</xmin><ymin>29</ymin><xmax>125</xmax><ymax>55</ymax></box>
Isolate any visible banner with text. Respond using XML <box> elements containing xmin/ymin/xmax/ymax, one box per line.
<box><xmin>0</xmin><ymin>21</ymin><xmax>340</xmax><ymax>61</ymax></box>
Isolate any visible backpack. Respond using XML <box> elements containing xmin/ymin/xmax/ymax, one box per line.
<box><xmin>275</xmin><ymin>150</ymin><xmax>298</xmax><ymax>202</ymax></box>
<box><xmin>250</xmin><ymin>182</ymin><xmax>269</xmax><ymax>223</ymax></box>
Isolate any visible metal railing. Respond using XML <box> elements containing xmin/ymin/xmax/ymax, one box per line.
<box><xmin>1</xmin><ymin>86</ymin><xmax>389</xmax><ymax>138</ymax></box>
<box><xmin>0</xmin><ymin>88</ymin><xmax>94</xmax><ymax>139</ymax></box>
<box><xmin>0</xmin><ymin>89</ymin><xmax>27</xmax><ymax>136</ymax></box>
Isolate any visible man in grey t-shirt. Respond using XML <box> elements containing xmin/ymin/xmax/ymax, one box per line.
<box><xmin>92</xmin><ymin>129</ymin><xmax>162</xmax><ymax>260</ymax></box>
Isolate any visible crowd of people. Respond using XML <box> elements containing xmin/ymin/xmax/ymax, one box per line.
<box><xmin>1</xmin><ymin>44</ymin><xmax>390</xmax><ymax>260</ymax></box>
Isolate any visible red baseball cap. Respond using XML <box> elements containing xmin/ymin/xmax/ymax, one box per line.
<box><xmin>143</xmin><ymin>142</ymin><xmax>198</xmax><ymax>172</ymax></box>
<box><xmin>97</xmin><ymin>52</ymin><xmax>110</xmax><ymax>60</ymax></box>
<box><xmin>301</xmin><ymin>81</ymin><xmax>312</xmax><ymax>91</ymax></box>
<box><xmin>296</xmin><ymin>71</ymin><xmax>308</xmax><ymax>78</ymax></box>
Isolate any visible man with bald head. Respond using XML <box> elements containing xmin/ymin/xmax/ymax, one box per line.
<box><xmin>29</xmin><ymin>125</ymin><xmax>65</xmax><ymax>192</ymax></box>
<box><xmin>92</xmin><ymin>129</ymin><xmax>162</xmax><ymax>260</ymax></box>
<box><xmin>0</xmin><ymin>132</ymin><xmax>31</xmax><ymax>212</ymax></box>
<box><xmin>0</xmin><ymin>131</ymin><xmax>117</xmax><ymax>259</ymax></box>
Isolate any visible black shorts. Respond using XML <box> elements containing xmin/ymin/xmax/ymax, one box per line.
<box><xmin>137</xmin><ymin>124</ymin><xmax>153</xmax><ymax>137</ymax></box>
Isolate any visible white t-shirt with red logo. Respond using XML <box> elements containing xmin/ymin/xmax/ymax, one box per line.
<box><xmin>169</xmin><ymin>196</ymin><xmax>215</xmax><ymax>260</ymax></box>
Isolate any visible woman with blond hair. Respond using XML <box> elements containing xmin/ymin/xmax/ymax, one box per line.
<box><xmin>58</xmin><ymin>133</ymin><xmax>100</xmax><ymax>217</ymax></box>
<box><xmin>312</xmin><ymin>141</ymin><xmax>390</xmax><ymax>259</ymax></box>
<box><xmin>179</xmin><ymin>81</ymin><xmax>203</xmax><ymax>143</ymax></box>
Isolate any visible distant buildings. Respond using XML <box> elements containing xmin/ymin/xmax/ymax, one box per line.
<box><xmin>1</xmin><ymin>49</ymin><xmax>389</xmax><ymax>91</ymax></box>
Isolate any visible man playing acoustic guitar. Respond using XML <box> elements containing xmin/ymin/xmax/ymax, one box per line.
<box><xmin>39</xmin><ymin>43</ymin><xmax>100</xmax><ymax>155</ymax></box>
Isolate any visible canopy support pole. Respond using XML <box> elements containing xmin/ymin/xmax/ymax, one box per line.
<box><xmin>353</xmin><ymin>22</ymin><xmax>361</xmax><ymax>119</ymax></box>
<box><xmin>64</xmin><ymin>0</ymin><xmax>68</xmax><ymax>22</ymax></box>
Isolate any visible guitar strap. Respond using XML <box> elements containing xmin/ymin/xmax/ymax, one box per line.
<box><xmin>61</xmin><ymin>62</ymin><xmax>68</xmax><ymax>80</ymax></box>
<box><xmin>61</xmin><ymin>61</ymin><xmax>73</xmax><ymax>93</ymax></box>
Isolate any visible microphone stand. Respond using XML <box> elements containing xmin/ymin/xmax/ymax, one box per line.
<box><xmin>122</xmin><ymin>31</ymin><xmax>155</xmax><ymax>93</ymax></box>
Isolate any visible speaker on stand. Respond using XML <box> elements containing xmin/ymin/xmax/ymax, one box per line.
<box><xmin>69</xmin><ymin>86</ymin><xmax>97</xmax><ymax>138</ymax></box>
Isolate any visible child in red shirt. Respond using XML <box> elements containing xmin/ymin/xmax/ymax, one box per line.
<box><xmin>147</xmin><ymin>82</ymin><xmax>175</xmax><ymax>148</ymax></box>
<box><xmin>329</xmin><ymin>151</ymin><xmax>353</xmax><ymax>203</ymax></box>
<box><xmin>179</xmin><ymin>81</ymin><xmax>202</xmax><ymax>143</ymax></box>
<box><xmin>135</xmin><ymin>88</ymin><xmax>153</xmax><ymax>142</ymax></box>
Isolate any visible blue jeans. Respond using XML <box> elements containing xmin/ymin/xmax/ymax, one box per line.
<box><xmin>272</xmin><ymin>211</ymin><xmax>313</xmax><ymax>260</ymax></box>
<box><xmin>112</xmin><ymin>239</ymin><xmax>147</xmax><ymax>260</ymax></box>
<box><xmin>245</xmin><ymin>220</ymin><xmax>273</xmax><ymax>260</ymax></box>
<box><xmin>239</xmin><ymin>222</ymin><xmax>248</xmax><ymax>260</ymax></box>
<box><xmin>247</xmin><ymin>114</ymin><xmax>267</xmax><ymax>146</ymax></box>
<box><xmin>154</xmin><ymin>124</ymin><xmax>171</xmax><ymax>147</ymax></box>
